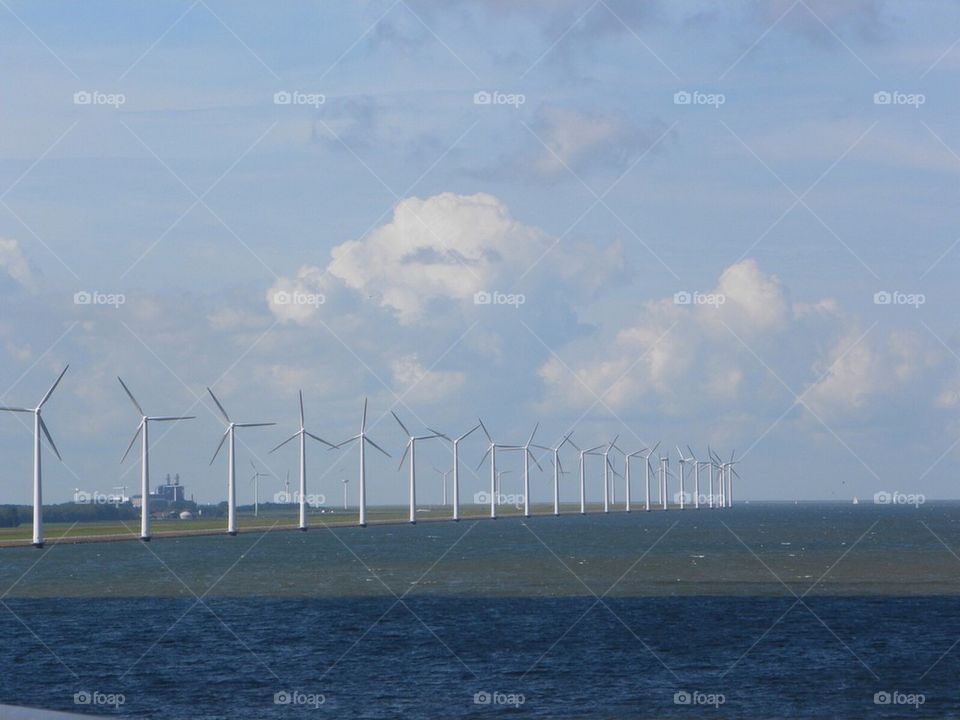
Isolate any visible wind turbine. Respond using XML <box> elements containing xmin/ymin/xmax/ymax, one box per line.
<box><xmin>687</xmin><ymin>445</ymin><xmax>702</xmax><ymax>509</ymax></box>
<box><xmin>0</xmin><ymin>365</ymin><xmax>68</xmax><ymax>548</ymax></box>
<box><xmin>393</xmin><ymin>411</ymin><xmax>442</xmax><ymax>525</ymax></box>
<box><xmin>676</xmin><ymin>446</ymin><xmax>690</xmax><ymax>510</ymax></box>
<box><xmin>624</xmin><ymin>448</ymin><xmax>647</xmax><ymax>513</ymax></box>
<box><xmin>118</xmin><ymin>377</ymin><xmax>194</xmax><ymax>541</ymax></box>
<box><xmin>568</xmin><ymin>440</ymin><xmax>604</xmax><ymax>514</ymax></box>
<box><xmin>477</xmin><ymin>420</ymin><xmax>519</xmax><ymax>519</ymax></box>
<box><xmin>334</xmin><ymin>398</ymin><xmax>391</xmax><ymax>527</ymax></box>
<box><xmin>515</xmin><ymin>423</ymin><xmax>544</xmax><ymax>518</ymax></box>
<box><xmin>641</xmin><ymin>442</ymin><xmax>659</xmax><ymax>512</ymax></box>
<box><xmin>207</xmin><ymin>387</ymin><xmax>275</xmax><ymax>536</ymax></box>
<box><xmin>341</xmin><ymin>476</ymin><xmax>349</xmax><ymax>510</ymax></box>
<box><xmin>432</xmin><ymin>465</ymin><xmax>452</xmax><ymax>506</ymax></box>
<box><xmin>249</xmin><ymin>461</ymin><xmax>269</xmax><ymax>518</ymax></box>
<box><xmin>428</xmin><ymin>423</ymin><xmax>479</xmax><ymax>522</ymax></box>
<box><xmin>658</xmin><ymin>450</ymin><xmax>671</xmax><ymax>511</ymax></box>
<box><xmin>709</xmin><ymin>447</ymin><xmax>725</xmax><ymax>508</ymax></box>
<box><xmin>602</xmin><ymin>436</ymin><xmax>623</xmax><ymax>513</ymax></box>
<box><xmin>723</xmin><ymin>450</ymin><xmax>740</xmax><ymax>508</ymax></box>
<box><xmin>532</xmin><ymin>432</ymin><xmax>574</xmax><ymax>516</ymax></box>
<box><xmin>269</xmin><ymin>390</ymin><xmax>335</xmax><ymax>531</ymax></box>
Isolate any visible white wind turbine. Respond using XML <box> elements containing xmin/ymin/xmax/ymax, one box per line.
<box><xmin>623</xmin><ymin>448</ymin><xmax>647</xmax><ymax>513</ymax></box>
<box><xmin>334</xmin><ymin>398</ymin><xmax>391</xmax><ymax>527</ymax></box>
<box><xmin>658</xmin><ymin>451</ymin><xmax>671</xmax><ymax>511</ymax></box>
<box><xmin>722</xmin><ymin>450</ymin><xmax>740</xmax><ymax>508</ymax></box>
<box><xmin>567</xmin><ymin>440</ymin><xmax>604</xmax><ymax>514</ymax></box>
<box><xmin>432</xmin><ymin>465</ymin><xmax>452</xmax><ymax>506</ymax></box>
<box><xmin>0</xmin><ymin>366</ymin><xmax>69</xmax><ymax>548</ymax></box>
<box><xmin>249</xmin><ymin>461</ymin><xmax>269</xmax><ymax>518</ymax></box>
<box><xmin>393</xmin><ymin>411</ymin><xmax>443</xmax><ymax>525</ymax></box>
<box><xmin>516</xmin><ymin>423</ymin><xmax>544</xmax><ymax>518</ymax></box>
<box><xmin>118</xmin><ymin>377</ymin><xmax>194</xmax><ymax>541</ymax></box>
<box><xmin>709</xmin><ymin>447</ymin><xmax>724</xmax><ymax>508</ymax></box>
<box><xmin>207</xmin><ymin>387</ymin><xmax>275</xmax><ymax>536</ymax></box>
<box><xmin>427</xmin><ymin>423</ymin><xmax>480</xmax><ymax>522</ymax></box>
<box><xmin>687</xmin><ymin>445</ymin><xmax>703</xmax><ymax>510</ymax></box>
<box><xmin>477</xmin><ymin>420</ymin><xmax>519</xmax><ymax>519</ymax></box>
<box><xmin>602</xmin><ymin>436</ymin><xmax>623</xmax><ymax>513</ymax></box>
<box><xmin>532</xmin><ymin>432</ymin><xmax>574</xmax><ymax>516</ymax></box>
<box><xmin>641</xmin><ymin>442</ymin><xmax>659</xmax><ymax>512</ymax></box>
<box><xmin>269</xmin><ymin>390</ymin><xmax>335</xmax><ymax>531</ymax></box>
<box><xmin>676</xmin><ymin>446</ymin><xmax>690</xmax><ymax>510</ymax></box>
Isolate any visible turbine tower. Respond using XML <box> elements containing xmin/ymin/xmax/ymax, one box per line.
<box><xmin>477</xmin><ymin>420</ymin><xmax>519</xmax><ymax>519</ymax></box>
<box><xmin>118</xmin><ymin>377</ymin><xmax>194</xmax><ymax>541</ymax></box>
<box><xmin>0</xmin><ymin>365</ymin><xmax>69</xmax><ymax>548</ymax></box>
<box><xmin>207</xmin><ymin>387</ymin><xmax>275</xmax><ymax>536</ymax></box>
<box><xmin>428</xmin><ymin>423</ymin><xmax>480</xmax><ymax>522</ymax></box>
<box><xmin>393</xmin><ymin>411</ymin><xmax>442</xmax><ymax>524</ymax></box>
<box><xmin>532</xmin><ymin>432</ymin><xmax>573</xmax><ymax>516</ymax></box>
<box><xmin>568</xmin><ymin>440</ymin><xmax>603</xmax><ymax>514</ymax></box>
<box><xmin>687</xmin><ymin>445</ymin><xmax>702</xmax><ymax>509</ymax></box>
<box><xmin>334</xmin><ymin>398</ymin><xmax>391</xmax><ymax>527</ymax></box>
<box><xmin>624</xmin><ymin>448</ymin><xmax>647</xmax><ymax>513</ymax></box>
<box><xmin>641</xmin><ymin>442</ymin><xmax>659</xmax><ymax>512</ymax></box>
<box><xmin>659</xmin><ymin>451</ymin><xmax>670</xmax><ymax>511</ymax></box>
<box><xmin>676</xmin><ymin>446</ymin><xmax>690</xmax><ymax>510</ymax></box>
<box><xmin>602</xmin><ymin>436</ymin><xmax>623</xmax><ymax>513</ymax></box>
<box><xmin>516</xmin><ymin>423</ymin><xmax>544</xmax><ymax>518</ymax></box>
<box><xmin>270</xmin><ymin>390</ymin><xmax>335</xmax><ymax>531</ymax></box>
<box><xmin>248</xmin><ymin>461</ymin><xmax>270</xmax><ymax>518</ymax></box>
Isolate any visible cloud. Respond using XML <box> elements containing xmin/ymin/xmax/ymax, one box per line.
<box><xmin>268</xmin><ymin>191</ymin><xmax>616</xmax><ymax>326</ymax></box>
<box><xmin>0</xmin><ymin>238</ymin><xmax>35</xmax><ymax>290</ymax></box>
<box><xmin>391</xmin><ymin>353</ymin><xmax>466</xmax><ymax>403</ymax></box>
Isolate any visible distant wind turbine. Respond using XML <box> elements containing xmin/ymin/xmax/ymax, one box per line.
<box><xmin>207</xmin><ymin>387</ymin><xmax>275</xmax><ymax>536</ymax></box>
<box><xmin>532</xmin><ymin>432</ymin><xmax>574</xmax><ymax>516</ymax></box>
<box><xmin>687</xmin><ymin>445</ymin><xmax>703</xmax><ymax>510</ymax></box>
<box><xmin>428</xmin><ymin>423</ymin><xmax>480</xmax><ymax>522</ymax></box>
<box><xmin>0</xmin><ymin>365</ymin><xmax>69</xmax><ymax>548</ymax></box>
<box><xmin>641</xmin><ymin>442</ymin><xmax>660</xmax><ymax>512</ymax></box>
<box><xmin>270</xmin><ymin>390</ymin><xmax>335</xmax><ymax>531</ymax></box>
<box><xmin>676</xmin><ymin>446</ymin><xmax>690</xmax><ymax>510</ymax></box>
<box><xmin>477</xmin><ymin>420</ymin><xmax>519</xmax><ymax>519</ymax></box>
<box><xmin>624</xmin><ymin>448</ymin><xmax>647</xmax><ymax>513</ymax></box>
<box><xmin>118</xmin><ymin>377</ymin><xmax>194</xmax><ymax>541</ymax></box>
<box><xmin>515</xmin><ymin>423</ymin><xmax>544</xmax><ymax>518</ymax></box>
<box><xmin>568</xmin><ymin>440</ymin><xmax>604</xmax><ymax>514</ymax></box>
<box><xmin>334</xmin><ymin>398</ymin><xmax>391</xmax><ymax>527</ymax></box>
<box><xmin>393</xmin><ymin>411</ymin><xmax>443</xmax><ymax>524</ymax></box>
<box><xmin>249</xmin><ymin>460</ymin><xmax>269</xmax><ymax>518</ymax></box>
<box><xmin>602</xmin><ymin>436</ymin><xmax>623</xmax><ymax>513</ymax></box>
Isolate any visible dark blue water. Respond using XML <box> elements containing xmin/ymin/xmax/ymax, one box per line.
<box><xmin>2</xmin><ymin>505</ymin><xmax>960</xmax><ymax>718</ymax></box>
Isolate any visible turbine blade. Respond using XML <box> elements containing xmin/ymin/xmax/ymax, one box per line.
<box><xmin>391</xmin><ymin>410</ymin><xmax>410</xmax><ymax>438</ymax></box>
<box><xmin>427</xmin><ymin>426</ymin><xmax>452</xmax><ymax>441</ymax></box>
<box><xmin>333</xmin><ymin>434</ymin><xmax>360</xmax><ymax>449</ymax></box>
<box><xmin>478</xmin><ymin>418</ymin><xmax>492</xmax><ymax>443</ymax></box>
<box><xmin>567</xmin><ymin>437</ymin><xmax>581</xmax><ymax>452</ymax></box>
<box><xmin>528</xmin><ymin>449</ymin><xmax>543</xmax><ymax>472</ymax></box>
<box><xmin>476</xmin><ymin>447</ymin><xmax>490</xmax><ymax>470</ymax></box>
<box><xmin>687</xmin><ymin>444</ymin><xmax>697</xmax><ymax>460</ymax></box>
<box><xmin>206</xmin><ymin>387</ymin><xmax>230</xmax><ymax>423</ymax></box>
<box><xmin>209</xmin><ymin>429</ymin><xmax>229</xmax><ymax>464</ymax></box>
<box><xmin>365</xmin><ymin>436</ymin><xmax>391</xmax><ymax>458</ymax></box>
<box><xmin>120</xmin><ymin>421</ymin><xmax>143</xmax><ymax>464</ymax></box>
<box><xmin>361</xmin><ymin>398</ymin><xmax>368</xmax><ymax>432</ymax></box>
<box><xmin>299</xmin><ymin>390</ymin><xmax>305</xmax><ymax>427</ymax></box>
<box><xmin>39</xmin><ymin>417</ymin><xmax>62</xmax><ymax>461</ymax></box>
<box><xmin>527</xmin><ymin>422</ymin><xmax>539</xmax><ymax>446</ymax></box>
<box><xmin>305</xmin><ymin>431</ymin><xmax>336</xmax><ymax>448</ymax></box>
<box><xmin>586</xmin><ymin>444</ymin><xmax>604</xmax><ymax>454</ymax></box>
<box><xmin>235</xmin><ymin>422</ymin><xmax>276</xmax><ymax>428</ymax></box>
<box><xmin>398</xmin><ymin>442</ymin><xmax>410</xmax><ymax>471</ymax></box>
<box><xmin>458</xmin><ymin>423</ymin><xmax>481</xmax><ymax>442</ymax></box>
<box><xmin>270</xmin><ymin>432</ymin><xmax>299</xmax><ymax>453</ymax></box>
<box><xmin>651</xmin><ymin>441</ymin><xmax>660</xmax><ymax>454</ymax></box>
<box><xmin>609</xmin><ymin>434</ymin><xmax>619</xmax><ymax>450</ymax></box>
<box><xmin>0</xmin><ymin>406</ymin><xmax>31</xmax><ymax>412</ymax></box>
<box><xmin>117</xmin><ymin>376</ymin><xmax>144</xmax><ymax>415</ymax></box>
<box><xmin>38</xmin><ymin>365</ymin><xmax>69</xmax><ymax>408</ymax></box>
<box><xmin>148</xmin><ymin>416</ymin><xmax>195</xmax><ymax>422</ymax></box>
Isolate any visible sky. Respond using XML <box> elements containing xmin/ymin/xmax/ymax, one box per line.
<box><xmin>0</xmin><ymin>0</ymin><xmax>959</xmax><ymax>507</ymax></box>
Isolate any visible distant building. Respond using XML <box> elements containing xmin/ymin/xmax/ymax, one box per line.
<box><xmin>131</xmin><ymin>473</ymin><xmax>187</xmax><ymax>507</ymax></box>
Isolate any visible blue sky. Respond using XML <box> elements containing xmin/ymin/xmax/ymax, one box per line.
<box><xmin>1</xmin><ymin>0</ymin><xmax>959</xmax><ymax>506</ymax></box>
